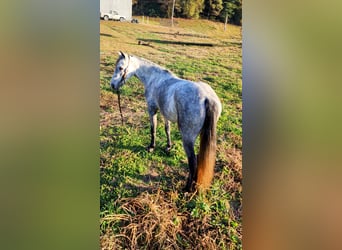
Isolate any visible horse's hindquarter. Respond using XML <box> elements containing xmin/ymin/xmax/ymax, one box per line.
<box><xmin>196</xmin><ymin>82</ymin><xmax>222</xmax><ymax>107</ymax></box>
<box><xmin>194</xmin><ymin>82</ymin><xmax>222</xmax><ymax>123</ymax></box>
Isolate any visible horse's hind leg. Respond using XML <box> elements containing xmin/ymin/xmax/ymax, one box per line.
<box><xmin>182</xmin><ymin>140</ymin><xmax>197</xmax><ymax>192</ymax></box>
<box><xmin>164</xmin><ymin>119</ymin><xmax>172</xmax><ymax>153</ymax></box>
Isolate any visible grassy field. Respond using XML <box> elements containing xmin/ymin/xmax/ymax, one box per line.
<box><xmin>100</xmin><ymin>17</ymin><xmax>242</xmax><ymax>249</ymax></box>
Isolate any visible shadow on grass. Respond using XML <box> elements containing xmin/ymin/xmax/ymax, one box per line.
<box><xmin>100</xmin><ymin>128</ymin><xmax>188</xmax><ymax>203</ymax></box>
<box><xmin>221</xmin><ymin>40</ymin><xmax>242</xmax><ymax>47</ymax></box>
<box><xmin>100</xmin><ymin>33</ymin><xmax>115</xmax><ymax>38</ymax></box>
<box><xmin>123</xmin><ymin>166</ymin><xmax>187</xmax><ymax>195</ymax></box>
<box><xmin>150</xmin><ymin>31</ymin><xmax>209</xmax><ymax>39</ymax></box>
<box><xmin>137</xmin><ymin>38</ymin><xmax>215</xmax><ymax>47</ymax></box>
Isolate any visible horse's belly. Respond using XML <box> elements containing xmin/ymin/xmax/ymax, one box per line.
<box><xmin>159</xmin><ymin>98</ymin><xmax>177</xmax><ymax>123</ymax></box>
<box><xmin>163</xmin><ymin>111</ymin><xmax>177</xmax><ymax>123</ymax></box>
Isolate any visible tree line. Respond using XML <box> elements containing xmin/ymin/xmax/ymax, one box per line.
<box><xmin>132</xmin><ymin>0</ymin><xmax>242</xmax><ymax>25</ymax></box>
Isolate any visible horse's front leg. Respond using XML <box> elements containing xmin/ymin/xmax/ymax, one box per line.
<box><xmin>147</xmin><ymin>108</ymin><xmax>157</xmax><ymax>152</ymax></box>
<box><xmin>164</xmin><ymin>119</ymin><xmax>172</xmax><ymax>153</ymax></box>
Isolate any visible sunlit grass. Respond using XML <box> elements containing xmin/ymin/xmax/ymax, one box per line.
<box><xmin>100</xmin><ymin>18</ymin><xmax>242</xmax><ymax>249</ymax></box>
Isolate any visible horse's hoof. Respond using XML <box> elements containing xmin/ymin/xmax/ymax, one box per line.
<box><xmin>183</xmin><ymin>185</ymin><xmax>191</xmax><ymax>193</ymax></box>
<box><xmin>147</xmin><ymin>146</ymin><xmax>154</xmax><ymax>152</ymax></box>
<box><xmin>183</xmin><ymin>185</ymin><xmax>195</xmax><ymax>193</ymax></box>
<box><xmin>183</xmin><ymin>180</ymin><xmax>195</xmax><ymax>193</ymax></box>
<box><xmin>165</xmin><ymin>146</ymin><xmax>172</xmax><ymax>154</ymax></box>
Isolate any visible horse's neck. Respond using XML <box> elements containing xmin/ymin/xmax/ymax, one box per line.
<box><xmin>133</xmin><ymin>57</ymin><xmax>171</xmax><ymax>88</ymax></box>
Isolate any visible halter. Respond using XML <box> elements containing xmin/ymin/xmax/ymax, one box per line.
<box><xmin>119</xmin><ymin>55</ymin><xmax>130</xmax><ymax>87</ymax></box>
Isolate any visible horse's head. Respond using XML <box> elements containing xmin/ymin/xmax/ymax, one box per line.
<box><xmin>110</xmin><ymin>51</ymin><xmax>133</xmax><ymax>90</ymax></box>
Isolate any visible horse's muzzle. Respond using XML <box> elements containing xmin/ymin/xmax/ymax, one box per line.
<box><xmin>111</xmin><ymin>79</ymin><xmax>125</xmax><ymax>90</ymax></box>
<box><xmin>110</xmin><ymin>83</ymin><xmax>119</xmax><ymax>90</ymax></box>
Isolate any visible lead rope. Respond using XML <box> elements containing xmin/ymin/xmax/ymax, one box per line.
<box><xmin>117</xmin><ymin>87</ymin><xmax>124</xmax><ymax>126</ymax></box>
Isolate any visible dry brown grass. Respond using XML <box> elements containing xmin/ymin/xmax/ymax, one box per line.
<box><xmin>100</xmin><ymin>188</ymin><xmax>237</xmax><ymax>250</ymax></box>
<box><xmin>101</xmin><ymin>189</ymin><xmax>182</xmax><ymax>249</ymax></box>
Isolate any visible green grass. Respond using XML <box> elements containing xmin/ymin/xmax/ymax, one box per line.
<box><xmin>100</xmin><ymin>18</ymin><xmax>242</xmax><ymax>249</ymax></box>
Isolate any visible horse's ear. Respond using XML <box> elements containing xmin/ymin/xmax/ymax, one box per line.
<box><xmin>118</xmin><ymin>51</ymin><xmax>126</xmax><ymax>58</ymax></box>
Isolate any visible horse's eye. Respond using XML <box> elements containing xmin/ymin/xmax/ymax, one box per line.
<box><xmin>119</xmin><ymin>67</ymin><xmax>123</xmax><ymax>71</ymax></box>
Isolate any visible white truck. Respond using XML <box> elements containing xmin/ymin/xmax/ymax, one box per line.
<box><xmin>100</xmin><ymin>10</ymin><xmax>126</xmax><ymax>21</ymax></box>
<box><xmin>100</xmin><ymin>0</ymin><xmax>130</xmax><ymax>21</ymax></box>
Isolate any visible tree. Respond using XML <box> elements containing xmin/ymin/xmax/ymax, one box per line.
<box><xmin>204</xmin><ymin>0</ymin><xmax>223</xmax><ymax>19</ymax></box>
<box><xmin>171</xmin><ymin>0</ymin><xmax>176</xmax><ymax>27</ymax></box>
<box><xmin>220</xmin><ymin>0</ymin><xmax>242</xmax><ymax>26</ymax></box>
<box><xmin>133</xmin><ymin>0</ymin><xmax>165</xmax><ymax>17</ymax></box>
<box><xmin>179</xmin><ymin>0</ymin><xmax>205</xmax><ymax>19</ymax></box>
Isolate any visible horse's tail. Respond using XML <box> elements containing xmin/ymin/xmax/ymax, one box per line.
<box><xmin>196</xmin><ymin>98</ymin><xmax>219</xmax><ymax>190</ymax></box>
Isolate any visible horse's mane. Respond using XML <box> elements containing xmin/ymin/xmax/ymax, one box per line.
<box><xmin>135</xmin><ymin>56</ymin><xmax>176</xmax><ymax>77</ymax></box>
<box><xmin>116</xmin><ymin>53</ymin><xmax>176</xmax><ymax>78</ymax></box>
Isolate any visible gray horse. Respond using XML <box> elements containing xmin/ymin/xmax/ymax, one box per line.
<box><xmin>110</xmin><ymin>51</ymin><xmax>222</xmax><ymax>192</ymax></box>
